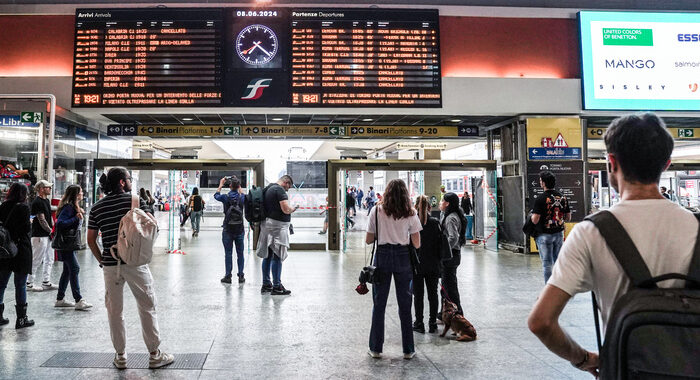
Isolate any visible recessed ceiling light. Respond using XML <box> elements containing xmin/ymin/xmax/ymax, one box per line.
<box><xmin>272</xmin><ymin>118</ymin><xmax>284</xmax><ymax>121</ymax></box>
<box><xmin>450</xmin><ymin>119</ymin><xmax>461</xmax><ymax>123</ymax></box>
<box><xmin>182</xmin><ymin>118</ymin><xmax>193</xmax><ymax>121</ymax></box>
<box><xmin>362</xmin><ymin>118</ymin><xmax>373</xmax><ymax>122</ymax></box>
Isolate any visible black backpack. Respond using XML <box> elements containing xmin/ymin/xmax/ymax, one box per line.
<box><xmin>585</xmin><ymin>211</ymin><xmax>700</xmax><ymax>380</ymax></box>
<box><xmin>244</xmin><ymin>185</ymin><xmax>266</xmax><ymax>224</ymax></box>
<box><xmin>0</xmin><ymin>204</ymin><xmax>19</xmax><ymax>260</ymax></box>
<box><xmin>225</xmin><ymin>194</ymin><xmax>244</xmax><ymax>233</ymax></box>
<box><xmin>191</xmin><ymin>195</ymin><xmax>203</xmax><ymax>212</ymax></box>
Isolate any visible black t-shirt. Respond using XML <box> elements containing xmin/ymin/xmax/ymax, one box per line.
<box><xmin>264</xmin><ymin>183</ymin><xmax>290</xmax><ymax>222</ymax></box>
<box><xmin>31</xmin><ymin>197</ymin><xmax>53</xmax><ymax>237</ymax></box>
<box><xmin>532</xmin><ymin>189</ymin><xmax>570</xmax><ymax>234</ymax></box>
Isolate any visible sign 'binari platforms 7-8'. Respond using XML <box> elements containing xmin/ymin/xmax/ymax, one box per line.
<box><xmin>71</xmin><ymin>8</ymin><xmax>441</xmax><ymax>108</ymax></box>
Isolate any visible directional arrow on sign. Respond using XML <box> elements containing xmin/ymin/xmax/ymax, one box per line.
<box><xmin>21</xmin><ymin>114</ymin><xmax>32</xmax><ymax>122</ymax></box>
<box><xmin>224</xmin><ymin>127</ymin><xmax>232</xmax><ymax>135</ymax></box>
<box><xmin>351</xmin><ymin>127</ymin><xmax>358</xmax><ymax>134</ymax></box>
<box><xmin>245</xmin><ymin>127</ymin><xmax>252</xmax><ymax>133</ymax></box>
<box><xmin>329</xmin><ymin>127</ymin><xmax>338</xmax><ymax>135</ymax></box>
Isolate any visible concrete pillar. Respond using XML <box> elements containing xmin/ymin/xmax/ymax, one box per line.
<box><xmin>384</xmin><ymin>152</ymin><xmax>399</xmax><ymax>184</ymax></box>
<box><xmin>423</xmin><ymin>149</ymin><xmax>442</xmax><ymax>209</ymax></box>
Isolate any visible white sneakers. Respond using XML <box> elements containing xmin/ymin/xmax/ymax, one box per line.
<box><xmin>113</xmin><ymin>351</ymin><xmax>174</xmax><ymax>370</ymax></box>
<box><xmin>55</xmin><ymin>299</ymin><xmax>92</xmax><ymax>310</ymax></box>
<box><xmin>113</xmin><ymin>353</ymin><xmax>127</xmax><ymax>369</ymax></box>
<box><xmin>149</xmin><ymin>350</ymin><xmax>175</xmax><ymax>369</ymax></box>
<box><xmin>368</xmin><ymin>350</ymin><xmax>382</xmax><ymax>359</ymax></box>
<box><xmin>42</xmin><ymin>282</ymin><xmax>58</xmax><ymax>290</ymax></box>
<box><xmin>54</xmin><ymin>299</ymin><xmax>75</xmax><ymax>308</ymax></box>
<box><xmin>27</xmin><ymin>282</ymin><xmax>58</xmax><ymax>292</ymax></box>
<box><xmin>403</xmin><ymin>352</ymin><xmax>416</xmax><ymax>360</ymax></box>
<box><xmin>74</xmin><ymin>299</ymin><xmax>93</xmax><ymax>311</ymax></box>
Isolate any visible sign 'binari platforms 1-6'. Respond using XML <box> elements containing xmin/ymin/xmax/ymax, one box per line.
<box><xmin>71</xmin><ymin>8</ymin><xmax>441</xmax><ymax>108</ymax></box>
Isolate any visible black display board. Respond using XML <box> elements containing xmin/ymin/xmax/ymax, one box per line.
<box><xmin>286</xmin><ymin>161</ymin><xmax>327</xmax><ymax>188</ymax></box>
<box><xmin>199</xmin><ymin>170</ymin><xmax>248</xmax><ymax>188</ymax></box>
<box><xmin>72</xmin><ymin>7</ymin><xmax>441</xmax><ymax>108</ymax></box>
<box><xmin>526</xmin><ymin>161</ymin><xmax>585</xmax><ymax>222</ymax></box>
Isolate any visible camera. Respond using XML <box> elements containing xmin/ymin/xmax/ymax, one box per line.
<box><xmin>359</xmin><ymin>265</ymin><xmax>377</xmax><ymax>284</ymax></box>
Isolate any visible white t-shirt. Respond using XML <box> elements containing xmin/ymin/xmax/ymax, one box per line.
<box><xmin>366</xmin><ymin>205</ymin><xmax>422</xmax><ymax>245</ymax></box>
<box><xmin>549</xmin><ymin>199</ymin><xmax>698</xmax><ymax>332</ymax></box>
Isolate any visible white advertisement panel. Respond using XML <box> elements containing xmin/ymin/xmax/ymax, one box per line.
<box><xmin>580</xmin><ymin>11</ymin><xmax>700</xmax><ymax>111</ymax></box>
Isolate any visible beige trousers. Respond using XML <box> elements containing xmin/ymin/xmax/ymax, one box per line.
<box><xmin>103</xmin><ymin>264</ymin><xmax>161</xmax><ymax>353</ymax></box>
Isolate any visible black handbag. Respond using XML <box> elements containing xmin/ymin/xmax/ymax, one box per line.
<box><xmin>408</xmin><ymin>242</ymin><xmax>421</xmax><ymax>276</ymax></box>
<box><xmin>522</xmin><ymin>212</ymin><xmax>540</xmax><ymax>238</ymax></box>
<box><xmin>0</xmin><ymin>204</ymin><xmax>19</xmax><ymax>260</ymax></box>
<box><xmin>52</xmin><ymin>227</ymin><xmax>81</xmax><ymax>251</ymax></box>
<box><xmin>359</xmin><ymin>207</ymin><xmax>379</xmax><ymax>284</ymax></box>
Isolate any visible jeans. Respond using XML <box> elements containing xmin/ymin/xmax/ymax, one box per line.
<box><xmin>535</xmin><ymin>232</ymin><xmax>564</xmax><ymax>283</ymax></box>
<box><xmin>57</xmin><ymin>251</ymin><xmax>82</xmax><ymax>302</ymax></box>
<box><xmin>369</xmin><ymin>244</ymin><xmax>414</xmax><ymax>354</ymax></box>
<box><xmin>28</xmin><ymin>236</ymin><xmax>53</xmax><ymax>285</ymax></box>
<box><xmin>103</xmin><ymin>264</ymin><xmax>161</xmax><ymax>354</ymax></box>
<box><xmin>222</xmin><ymin>230</ymin><xmax>245</xmax><ymax>277</ymax></box>
<box><xmin>0</xmin><ymin>270</ymin><xmax>28</xmax><ymax>305</ymax></box>
<box><xmin>413</xmin><ymin>273</ymin><xmax>439</xmax><ymax>324</ymax></box>
<box><xmin>367</xmin><ymin>202</ymin><xmax>375</xmax><ymax>216</ymax></box>
<box><xmin>262</xmin><ymin>248</ymin><xmax>282</xmax><ymax>287</ymax></box>
<box><xmin>190</xmin><ymin>211</ymin><xmax>202</xmax><ymax>233</ymax></box>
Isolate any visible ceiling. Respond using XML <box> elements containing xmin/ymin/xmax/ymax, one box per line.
<box><xmin>102</xmin><ymin>113</ymin><xmax>511</xmax><ymax>128</ymax></box>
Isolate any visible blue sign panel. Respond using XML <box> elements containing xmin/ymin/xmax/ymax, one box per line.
<box><xmin>528</xmin><ymin>147</ymin><xmax>582</xmax><ymax>160</ymax></box>
<box><xmin>0</xmin><ymin>115</ymin><xmax>41</xmax><ymax>127</ymax></box>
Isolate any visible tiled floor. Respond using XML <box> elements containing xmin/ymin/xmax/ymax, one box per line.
<box><xmin>0</xmin><ymin>213</ymin><xmax>597</xmax><ymax>379</ymax></box>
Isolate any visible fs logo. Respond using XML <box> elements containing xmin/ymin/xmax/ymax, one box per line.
<box><xmin>241</xmin><ymin>78</ymin><xmax>272</xmax><ymax>100</ymax></box>
<box><xmin>691</xmin><ymin>83</ymin><xmax>699</xmax><ymax>92</ymax></box>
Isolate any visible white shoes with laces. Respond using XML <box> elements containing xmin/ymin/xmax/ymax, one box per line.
<box><xmin>54</xmin><ymin>299</ymin><xmax>75</xmax><ymax>308</ymax></box>
<box><xmin>74</xmin><ymin>299</ymin><xmax>93</xmax><ymax>311</ymax></box>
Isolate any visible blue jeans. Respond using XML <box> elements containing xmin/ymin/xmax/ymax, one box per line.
<box><xmin>222</xmin><ymin>230</ymin><xmax>245</xmax><ymax>277</ymax></box>
<box><xmin>0</xmin><ymin>269</ymin><xmax>28</xmax><ymax>305</ymax></box>
<box><xmin>190</xmin><ymin>211</ymin><xmax>203</xmax><ymax>233</ymax></box>
<box><xmin>57</xmin><ymin>251</ymin><xmax>82</xmax><ymax>302</ymax></box>
<box><xmin>535</xmin><ymin>232</ymin><xmax>564</xmax><ymax>283</ymax></box>
<box><xmin>262</xmin><ymin>248</ymin><xmax>282</xmax><ymax>287</ymax></box>
<box><xmin>367</xmin><ymin>201</ymin><xmax>375</xmax><ymax>215</ymax></box>
<box><xmin>369</xmin><ymin>244</ymin><xmax>414</xmax><ymax>354</ymax></box>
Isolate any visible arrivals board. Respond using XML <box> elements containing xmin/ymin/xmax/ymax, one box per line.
<box><xmin>72</xmin><ymin>9</ymin><xmax>224</xmax><ymax>107</ymax></box>
<box><xmin>579</xmin><ymin>11</ymin><xmax>700</xmax><ymax>110</ymax></box>
<box><xmin>72</xmin><ymin>8</ymin><xmax>441</xmax><ymax>108</ymax></box>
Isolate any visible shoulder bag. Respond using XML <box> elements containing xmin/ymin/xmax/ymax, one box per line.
<box><xmin>51</xmin><ymin>206</ymin><xmax>81</xmax><ymax>251</ymax></box>
<box><xmin>0</xmin><ymin>204</ymin><xmax>19</xmax><ymax>259</ymax></box>
<box><xmin>358</xmin><ymin>207</ymin><xmax>380</xmax><ymax>285</ymax></box>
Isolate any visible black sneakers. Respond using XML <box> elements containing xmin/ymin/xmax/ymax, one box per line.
<box><xmin>271</xmin><ymin>285</ymin><xmax>291</xmax><ymax>295</ymax></box>
<box><xmin>412</xmin><ymin>321</ymin><xmax>425</xmax><ymax>334</ymax></box>
<box><xmin>238</xmin><ymin>274</ymin><xmax>245</xmax><ymax>284</ymax></box>
<box><xmin>220</xmin><ymin>275</ymin><xmax>232</xmax><ymax>284</ymax></box>
<box><xmin>260</xmin><ymin>284</ymin><xmax>273</xmax><ymax>294</ymax></box>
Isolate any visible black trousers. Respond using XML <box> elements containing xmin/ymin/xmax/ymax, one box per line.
<box><xmin>441</xmin><ymin>253</ymin><xmax>463</xmax><ymax>315</ymax></box>
<box><xmin>413</xmin><ymin>273</ymin><xmax>439</xmax><ymax>324</ymax></box>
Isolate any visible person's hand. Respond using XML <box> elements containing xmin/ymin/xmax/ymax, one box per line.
<box><xmin>576</xmin><ymin>351</ymin><xmax>599</xmax><ymax>378</ymax></box>
<box><xmin>219</xmin><ymin>177</ymin><xmax>227</xmax><ymax>186</ymax></box>
<box><xmin>77</xmin><ymin>212</ymin><xmax>84</xmax><ymax>220</ymax></box>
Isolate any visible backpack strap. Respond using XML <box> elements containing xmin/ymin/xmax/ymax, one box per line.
<box><xmin>131</xmin><ymin>194</ymin><xmax>139</xmax><ymax>210</ymax></box>
<box><xmin>688</xmin><ymin>213</ymin><xmax>700</xmax><ymax>289</ymax></box>
<box><xmin>584</xmin><ymin>210</ymin><xmax>655</xmax><ymax>289</ymax></box>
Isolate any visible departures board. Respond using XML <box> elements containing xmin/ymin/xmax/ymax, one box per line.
<box><xmin>71</xmin><ymin>8</ymin><xmax>441</xmax><ymax>108</ymax></box>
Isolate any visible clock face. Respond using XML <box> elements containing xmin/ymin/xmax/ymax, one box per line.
<box><xmin>236</xmin><ymin>24</ymin><xmax>278</xmax><ymax>65</ymax></box>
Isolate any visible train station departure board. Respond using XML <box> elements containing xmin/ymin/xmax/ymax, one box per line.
<box><xmin>71</xmin><ymin>8</ymin><xmax>441</xmax><ymax>108</ymax></box>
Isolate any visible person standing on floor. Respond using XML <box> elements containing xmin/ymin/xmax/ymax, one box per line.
<box><xmin>87</xmin><ymin>167</ymin><xmax>174</xmax><ymax>369</ymax></box>
<box><xmin>54</xmin><ymin>185</ymin><xmax>92</xmax><ymax>311</ymax></box>
<box><xmin>257</xmin><ymin>175</ymin><xmax>298</xmax><ymax>295</ymax></box>
<box><xmin>530</xmin><ymin>171</ymin><xmax>571</xmax><ymax>283</ymax></box>
<box><xmin>366</xmin><ymin>179</ymin><xmax>422</xmax><ymax>360</ymax></box>
<box><xmin>366</xmin><ymin>186</ymin><xmax>376</xmax><ymax>216</ymax></box>
<box><xmin>440</xmin><ymin>192</ymin><xmax>468</xmax><ymax>315</ymax></box>
<box><xmin>0</xmin><ymin>183</ymin><xmax>35</xmax><ymax>329</ymax></box>
<box><xmin>145</xmin><ymin>190</ymin><xmax>156</xmax><ymax>212</ymax></box>
<box><xmin>188</xmin><ymin>187</ymin><xmax>205</xmax><ymax>237</ymax></box>
<box><xmin>27</xmin><ymin>180</ymin><xmax>57</xmax><ymax>292</ymax></box>
<box><xmin>412</xmin><ymin>195</ymin><xmax>443</xmax><ymax>334</ymax></box>
<box><xmin>357</xmin><ymin>188</ymin><xmax>364</xmax><ymax>210</ymax></box>
<box><xmin>214</xmin><ymin>176</ymin><xmax>246</xmax><ymax>284</ymax></box>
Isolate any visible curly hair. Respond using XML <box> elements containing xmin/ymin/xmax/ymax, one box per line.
<box><xmin>381</xmin><ymin>179</ymin><xmax>414</xmax><ymax>219</ymax></box>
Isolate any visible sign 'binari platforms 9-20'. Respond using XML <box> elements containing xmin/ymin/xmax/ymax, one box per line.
<box><xmin>71</xmin><ymin>8</ymin><xmax>441</xmax><ymax>108</ymax></box>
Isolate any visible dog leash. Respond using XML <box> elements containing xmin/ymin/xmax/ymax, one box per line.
<box><xmin>439</xmin><ymin>280</ymin><xmax>456</xmax><ymax>305</ymax></box>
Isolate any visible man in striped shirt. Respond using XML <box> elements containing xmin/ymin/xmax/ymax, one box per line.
<box><xmin>87</xmin><ymin>167</ymin><xmax>174</xmax><ymax>370</ymax></box>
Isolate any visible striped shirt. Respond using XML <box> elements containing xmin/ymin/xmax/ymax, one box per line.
<box><xmin>88</xmin><ymin>192</ymin><xmax>148</xmax><ymax>266</ymax></box>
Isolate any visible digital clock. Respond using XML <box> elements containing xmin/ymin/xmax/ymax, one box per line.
<box><xmin>235</xmin><ymin>24</ymin><xmax>278</xmax><ymax>65</ymax></box>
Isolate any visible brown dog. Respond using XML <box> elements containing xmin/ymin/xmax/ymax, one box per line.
<box><xmin>440</xmin><ymin>299</ymin><xmax>477</xmax><ymax>342</ymax></box>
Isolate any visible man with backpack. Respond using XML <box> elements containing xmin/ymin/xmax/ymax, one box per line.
<box><xmin>214</xmin><ymin>175</ymin><xmax>246</xmax><ymax>284</ymax></box>
<box><xmin>528</xmin><ymin>113</ymin><xmax>700</xmax><ymax>378</ymax></box>
<box><xmin>256</xmin><ymin>175</ymin><xmax>298</xmax><ymax>295</ymax></box>
<box><xmin>530</xmin><ymin>171</ymin><xmax>571</xmax><ymax>283</ymax></box>
<box><xmin>87</xmin><ymin>167</ymin><xmax>173</xmax><ymax>370</ymax></box>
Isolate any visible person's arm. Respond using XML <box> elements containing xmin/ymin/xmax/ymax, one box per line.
<box><xmin>365</xmin><ymin>207</ymin><xmax>377</xmax><ymax>244</ymax></box>
<box><xmin>531</xmin><ymin>213</ymin><xmax>541</xmax><ymax>224</ymax></box>
<box><xmin>87</xmin><ymin>229</ymin><xmax>103</xmax><ymax>265</ymax></box>
<box><xmin>445</xmin><ymin>215</ymin><xmax>460</xmax><ymax>248</ymax></box>
<box><xmin>36</xmin><ymin>213</ymin><xmax>52</xmax><ymax>233</ymax></box>
<box><xmin>56</xmin><ymin>206</ymin><xmax>79</xmax><ymax>230</ymax></box>
<box><xmin>279</xmin><ymin>199</ymin><xmax>298</xmax><ymax>215</ymax></box>
<box><xmin>215</xmin><ymin>177</ymin><xmax>226</xmax><ymax>198</ymax></box>
<box><xmin>410</xmin><ymin>232</ymin><xmax>421</xmax><ymax>249</ymax></box>
<box><xmin>528</xmin><ymin>285</ymin><xmax>599</xmax><ymax>376</ymax></box>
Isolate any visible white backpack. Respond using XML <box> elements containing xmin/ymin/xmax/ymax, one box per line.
<box><xmin>110</xmin><ymin>195</ymin><xmax>158</xmax><ymax>268</ymax></box>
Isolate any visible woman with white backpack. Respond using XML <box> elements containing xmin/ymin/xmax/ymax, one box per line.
<box><xmin>87</xmin><ymin>167</ymin><xmax>174</xmax><ymax>370</ymax></box>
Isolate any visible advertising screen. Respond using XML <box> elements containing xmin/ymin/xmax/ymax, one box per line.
<box><xmin>72</xmin><ymin>7</ymin><xmax>441</xmax><ymax>108</ymax></box>
<box><xmin>580</xmin><ymin>11</ymin><xmax>700</xmax><ymax>111</ymax></box>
